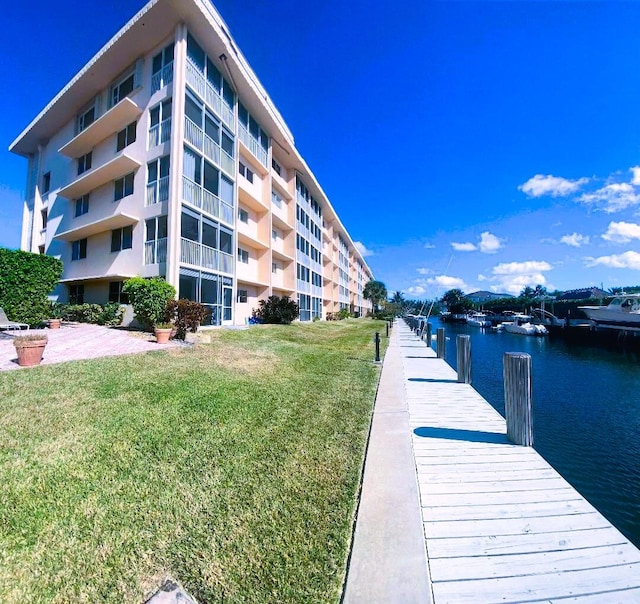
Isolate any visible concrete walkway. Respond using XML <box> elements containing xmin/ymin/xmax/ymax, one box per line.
<box><xmin>343</xmin><ymin>321</ymin><xmax>433</xmax><ymax>603</ymax></box>
<box><xmin>0</xmin><ymin>323</ymin><xmax>182</xmax><ymax>371</ymax></box>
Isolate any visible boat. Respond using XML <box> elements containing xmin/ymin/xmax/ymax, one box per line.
<box><xmin>579</xmin><ymin>294</ymin><xmax>640</xmax><ymax>328</ymax></box>
<box><xmin>500</xmin><ymin>314</ymin><xmax>548</xmax><ymax>336</ymax></box>
<box><xmin>466</xmin><ymin>312</ymin><xmax>492</xmax><ymax>328</ymax></box>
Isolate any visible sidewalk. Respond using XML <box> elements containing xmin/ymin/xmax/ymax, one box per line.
<box><xmin>343</xmin><ymin>320</ymin><xmax>433</xmax><ymax>603</ymax></box>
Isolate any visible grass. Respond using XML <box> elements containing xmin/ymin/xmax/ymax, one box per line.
<box><xmin>0</xmin><ymin>319</ymin><xmax>388</xmax><ymax>603</ymax></box>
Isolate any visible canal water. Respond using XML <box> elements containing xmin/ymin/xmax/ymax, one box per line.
<box><xmin>429</xmin><ymin>317</ymin><xmax>640</xmax><ymax>549</ymax></box>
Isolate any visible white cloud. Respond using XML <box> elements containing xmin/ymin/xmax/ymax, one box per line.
<box><xmin>631</xmin><ymin>166</ymin><xmax>640</xmax><ymax>185</ymax></box>
<box><xmin>560</xmin><ymin>233</ymin><xmax>590</xmax><ymax>247</ymax></box>
<box><xmin>602</xmin><ymin>221</ymin><xmax>640</xmax><ymax>243</ymax></box>
<box><xmin>354</xmin><ymin>241</ymin><xmax>373</xmax><ymax>257</ymax></box>
<box><xmin>578</xmin><ymin>183</ymin><xmax>640</xmax><ymax>213</ymax></box>
<box><xmin>417</xmin><ymin>267</ymin><xmax>434</xmax><ymax>275</ymax></box>
<box><xmin>403</xmin><ymin>285</ymin><xmax>427</xmax><ymax>297</ymax></box>
<box><xmin>423</xmin><ymin>242</ymin><xmax>436</xmax><ymax>249</ymax></box>
<box><xmin>586</xmin><ymin>251</ymin><xmax>640</xmax><ymax>269</ymax></box>
<box><xmin>479</xmin><ymin>231</ymin><xmax>503</xmax><ymax>253</ymax></box>
<box><xmin>519</xmin><ymin>174</ymin><xmax>589</xmax><ymax>198</ymax></box>
<box><xmin>485</xmin><ymin>260</ymin><xmax>553</xmax><ymax>295</ymax></box>
<box><xmin>451</xmin><ymin>242</ymin><xmax>477</xmax><ymax>252</ymax></box>
<box><xmin>426</xmin><ymin>275</ymin><xmax>468</xmax><ymax>290</ymax></box>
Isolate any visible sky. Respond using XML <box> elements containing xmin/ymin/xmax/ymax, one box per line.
<box><xmin>3</xmin><ymin>1</ymin><xmax>640</xmax><ymax>299</ymax></box>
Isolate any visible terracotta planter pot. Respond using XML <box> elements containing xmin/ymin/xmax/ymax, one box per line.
<box><xmin>14</xmin><ymin>339</ymin><xmax>47</xmax><ymax>367</ymax></box>
<box><xmin>48</xmin><ymin>318</ymin><xmax>61</xmax><ymax>329</ymax></box>
<box><xmin>154</xmin><ymin>327</ymin><xmax>172</xmax><ymax>344</ymax></box>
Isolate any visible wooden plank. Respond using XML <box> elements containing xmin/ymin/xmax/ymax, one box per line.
<box><xmin>423</xmin><ymin>498</ymin><xmax>595</xmax><ymax>522</ymax></box>
<box><xmin>426</xmin><ymin>526</ymin><xmax>630</xmax><ymax>558</ymax></box>
<box><xmin>431</xmin><ymin>563</ymin><xmax>640</xmax><ymax>603</ymax></box>
<box><xmin>429</xmin><ymin>543</ymin><xmax>640</xmax><ymax>581</ymax></box>
<box><xmin>420</xmin><ymin>476</ymin><xmax>571</xmax><ymax>495</ymax></box>
<box><xmin>421</xmin><ymin>488</ymin><xmax>587</xmax><ymax>507</ymax></box>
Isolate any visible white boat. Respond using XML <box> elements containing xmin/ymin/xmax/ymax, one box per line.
<box><xmin>466</xmin><ymin>312</ymin><xmax>492</xmax><ymax>328</ymax></box>
<box><xmin>579</xmin><ymin>294</ymin><xmax>640</xmax><ymax>328</ymax></box>
<box><xmin>500</xmin><ymin>314</ymin><xmax>548</xmax><ymax>336</ymax></box>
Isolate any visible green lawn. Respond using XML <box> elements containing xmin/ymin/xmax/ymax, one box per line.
<box><xmin>0</xmin><ymin>319</ymin><xmax>387</xmax><ymax>603</ymax></box>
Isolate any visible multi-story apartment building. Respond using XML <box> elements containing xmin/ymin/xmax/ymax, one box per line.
<box><xmin>9</xmin><ymin>0</ymin><xmax>373</xmax><ymax>326</ymax></box>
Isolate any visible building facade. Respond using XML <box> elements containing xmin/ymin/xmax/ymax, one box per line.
<box><xmin>10</xmin><ymin>0</ymin><xmax>373</xmax><ymax>325</ymax></box>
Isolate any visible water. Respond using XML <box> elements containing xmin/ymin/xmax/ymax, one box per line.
<box><xmin>430</xmin><ymin>318</ymin><xmax>640</xmax><ymax>548</ymax></box>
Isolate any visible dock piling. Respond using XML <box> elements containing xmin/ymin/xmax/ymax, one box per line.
<box><xmin>503</xmin><ymin>352</ymin><xmax>533</xmax><ymax>446</ymax></box>
<box><xmin>456</xmin><ymin>335</ymin><xmax>471</xmax><ymax>384</ymax></box>
<box><xmin>436</xmin><ymin>328</ymin><xmax>446</xmax><ymax>359</ymax></box>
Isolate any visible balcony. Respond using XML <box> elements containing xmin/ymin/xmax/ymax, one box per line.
<box><xmin>149</xmin><ymin>117</ymin><xmax>172</xmax><ymax>147</ymax></box>
<box><xmin>180</xmin><ymin>238</ymin><xmax>233</xmax><ymax>274</ymax></box>
<box><xmin>53</xmin><ymin>212</ymin><xmax>138</xmax><ymax>241</ymax></box>
<box><xmin>272</xmin><ymin>211</ymin><xmax>293</xmax><ymax>233</ymax></box>
<box><xmin>185</xmin><ymin>58</ymin><xmax>235</xmax><ymax>130</ymax></box>
<box><xmin>144</xmin><ymin>237</ymin><xmax>167</xmax><ymax>264</ymax></box>
<box><xmin>58</xmin><ymin>153</ymin><xmax>141</xmax><ymax>200</ymax></box>
<box><xmin>59</xmin><ymin>98</ymin><xmax>143</xmax><ymax>158</ymax></box>
<box><xmin>151</xmin><ymin>61</ymin><xmax>174</xmax><ymax>94</ymax></box>
<box><xmin>146</xmin><ymin>176</ymin><xmax>170</xmax><ymax>206</ymax></box>
<box><xmin>184</xmin><ymin>117</ymin><xmax>235</xmax><ymax>177</ymax></box>
<box><xmin>238</xmin><ymin>123</ymin><xmax>268</xmax><ymax>168</ymax></box>
<box><xmin>182</xmin><ymin>176</ymin><xmax>234</xmax><ymax>225</ymax></box>
<box><xmin>237</xmin><ymin>230</ymin><xmax>268</xmax><ymax>252</ymax></box>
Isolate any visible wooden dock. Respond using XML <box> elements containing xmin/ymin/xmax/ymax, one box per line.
<box><xmin>399</xmin><ymin>322</ymin><xmax>640</xmax><ymax>603</ymax></box>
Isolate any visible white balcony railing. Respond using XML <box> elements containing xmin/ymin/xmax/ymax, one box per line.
<box><xmin>186</xmin><ymin>58</ymin><xmax>234</xmax><ymax>130</ymax></box>
<box><xmin>144</xmin><ymin>237</ymin><xmax>167</xmax><ymax>264</ymax></box>
<box><xmin>182</xmin><ymin>176</ymin><xmax>233</xmax><ymax>226</ymax></box>
<box><xmin>146</xmin><ymin>176</ymin><xmax>170</xmax><ymax>206</ymax></box>
<box><xmin>149</xmin><ymin>117</ymin><xmax>171</xmax><ymax>148</ymax></box>
<box><xmin>238</xmin><ymin>123</ymin><xmax>268</xmax><ymax>167</ymax></box>
<box><xmin>180</xmin><ymin>237</ymin><xmax>233</xmax><ymax>274</ymax></box>
<box><xmin>181</xmin><ymin>238</ymin><xmax>200</xmax><ymax>266</ymax></box>
<box><xmin>185</xmin><ymin>117</ymin><xmax>235</xmax><ymax>178</ymax></box>
<box><xmin>151</xmin><ymin>61</ymin><xmax>174</xmax><ymax>93</ymax></box>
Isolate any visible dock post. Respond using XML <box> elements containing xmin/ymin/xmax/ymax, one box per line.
<box><xmin>503</xmin><ymin>352</ymin><xmax>533</xmax><ymax>446</ymax></box>
<box><xmin>436</xmin><ymin>328</ymin><xmax>446</xmax><ymax>359</ymax></box>
<box><xmin>386</xmin><ymin>322</ymin><xmax>389</xmax><ymax>338</ymax></box>
<box><xmin>457</xmin><ymin>335</ymin><xmax>471</xmax><ymax>384</ymax></box>
<box><xmin>426</xmin><ymin>322</ymin><xmax>432</xmax><ymax>346</ymax></box>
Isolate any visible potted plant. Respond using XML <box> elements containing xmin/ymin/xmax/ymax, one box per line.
<box><xmin>48</xmin><ymin>303</ymin><xmax>65</xmax><ymax>329</ymax></box>
<box><xmin>154</xmin><ymin>322</ymin><xmax>173</xmax><ymax>344</ymax></box>
<box><xmin>13</xmin><ymin>334</ymin><xmax>48</xmax><ymax>367</ymax></box>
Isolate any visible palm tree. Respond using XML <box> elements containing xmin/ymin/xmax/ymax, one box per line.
<box><xmin>391</xmin><ymin>291</ymin><xmax>405</xmax><ymax>305</ymax></box>
<box><xmin>363</xmin><ymin>280</ymin><xmax>388</xmax><ymax>311</ymax></box>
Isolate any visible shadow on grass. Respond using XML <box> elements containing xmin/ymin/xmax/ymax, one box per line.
<box><xmin>413</xmin><ymin>426</ymin><xmax>510</xmax><ymax>444</ymax></box>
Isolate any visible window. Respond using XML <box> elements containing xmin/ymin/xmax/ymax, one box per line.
<box><xmin>238</xmin><ymin>248</ymin><xmax>249</xmax><ymax>264</ymax></box>
<box><xmin>109</xmin><ymin>281</ymin><xmax>130</xmax><ymax>304</ymax></box>
<box><xmin>272</xmin><ymin>158</ymin><xmax>281</xmax><ymax>176</ymax></box>
<box><xmin>271</xmin><ymin>190</ymin><xmax>282</xmax><ymax>208</ymax></box>
<box><xmin>77</xmin><ymin>103</ymin><xmax>96</xmax><ymax>133</ymax></box>
<box><xmin>238</xmin><ymin>208</ymin><xmax>248</xmax><ymax>223</ymax></box>
<box><xmin>117</xmin><ymin>121</ymin><xmax>137</xmax><ymax>151</ymax></box>
<box><xmin>272</xmin><ymin>228</ymin><xmax>279</xmax><ymax>241</ymax></box>
<box><xmin>147</xmin><ymin>155</ymin><xmax>170</xmax><ymax>205</ymax></box>
<box><xmin>38</xmin><ymin>245</ymin><xmax>45</xmax><ymax>255</ymax></box>
<box><xmin>42</xmin><ymin>172</ymin><xmax>51</xmax><ymax>195</ymax></box>
<box><xmin>272</xmin><ymin>262</ymin><xmax>278</xmax><ymax>274</ymax></box>
<box><xmin>74</xmin><ymin>194</ymin><xmax>89</xmax><ymax>217</ymax></box>
<box><xmin>77</xmin><ymin>152</ymin><xmax>92</xmax><ymax>176</ymax></box>
<box><xmin>111</xmin><ymin>69</ymin><xmax>135</xmax><ymax>106</ymax></box>
<box><xmin>237</xmin><ymin>289</ymin><xmax>248</xmax><ymax>303</ymax></box>
<box><xmin>71</xmin><ymin>238</ymin><xmax>87</xmax><ymax>261</ymax></box>
<box><xmin>149</xmin><ymin>99</ymin><xmax>172</xmax><ymax>147</ymax></box>
<box><xmin>69</xmin><ymin>284</ymin><xmax>85</xmax><ymax>305</ymax></box>
<box><xmin>239</xmin><ymin>161</ymin><xmax>254</xmax><ymax>184</ymax></box>
<box><xmin>111</xmin><ymin>226</ymin><xmax>133</xmax><ymax>252</ymax></box>
<box><xmin>152</xmin><ymin>43</ymin><xmax>174</xmax><ymax>85</ymax></box>
<box><xmin>114</xmin><ymin>172</ymin><xmax>135</xmax><ymax>201</ymax></box>
<box><xmin>41</xmin><ymin>209</ymin><xmax>48</xmax><ymax>229</ymax></box>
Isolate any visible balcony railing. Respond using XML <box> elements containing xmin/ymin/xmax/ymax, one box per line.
<box><xmin>149</xmin><ymin>117</ymin><xmax>172</xmax><ymax>148</ymax></box>
<box><xmin>185</xmin><ymin>58</ymin><xmax>235</xmax><ymax>130</ymax></box>
<box><xmin>271</xmin><ymin>191</ymin><xmax>282</xmax><ymax>208</ymax></box>
<box><xmin>146</xmin><ymin>176</ymin><xmax>170</xmax><ymax>206</ymax></box>
<box><xmin>185</xmin><ymin>117</ymin><xmax>235</xmax><ymax>178</ymax></box>
<box><xmin>182</xmin><ymin>176</ymin><xmax>233</xmax><ymax>226</ymax></box>
<box><xmin>151</xmin><ymin>61</ymin><xmax>174</xmax><ymax>93</ymax></box>
<box><xmin>144</xmin><ymin>237</ymin><xmax>167</xmax><ymax>264</ymax></box>
<box><xmin>180</xmin><ymin>237</ymin><xmax>233</xmax><ymax>274</ymax></box>
<box><xmin>238</xmin><ymin>123</ymin><xmax>268</xmax><ymax>167</ymax></box>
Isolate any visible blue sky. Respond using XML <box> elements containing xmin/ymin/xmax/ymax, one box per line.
<box><xmin>3</xmin><ymin>1</ymin><xmax>640</xmax><ymax>298</ymax></box>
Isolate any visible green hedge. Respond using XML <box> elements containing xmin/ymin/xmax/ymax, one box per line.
<box><xmin>0</xmin><ymin>248</ymin><xmax>63</xmax><ymax>326</ymax></box>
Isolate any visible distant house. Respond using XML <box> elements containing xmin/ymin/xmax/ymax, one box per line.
<box><xmin>465</xmin><ymin>290</ymin><xmax>513</xmax><ymax>303</ymax></box>
<box><xmin>556</xmin><ymin>288</ymin><xmax>608</xmax><ymax>301</ymax></box>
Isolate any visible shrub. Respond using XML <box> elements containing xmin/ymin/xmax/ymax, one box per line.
<box><xmin>122</xmin><ymin>277</ymin><xmax>176</xmax><ymax>330</ymax></box>
<box><xmin>52</xmin><ymin>303</ymin><xmax>123</xmax><ymax>326</ymax></box>
<box><xmin>0</xmin><ymin>248</ymin><xmax>63</xmax><ymax>326</ymax></box>
<box><xmin>252</xmin><ymin>295</ymin><xmax>299</xmax><ymax>325</ymax></box>
<box><xmin>336</xmin><ymin>308</ymin><xmax>351</xmax><ymax>320</ymax></box>
<box><xmin>165</xmin><ymin>299</ymin><xmax>208</xmax><ymax>340</ymax></box>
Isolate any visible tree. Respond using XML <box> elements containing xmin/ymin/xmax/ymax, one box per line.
<box><xmin>440</xmin><ymin>289</ymin><xmax>473</xmax><ymax>314</ymax></box>
<box><xmin>391</xmin><ymin>291</ymin><xmax>405</xmax><ymax>305</ymax></box>
<box><xmin>122</xmin><ymin>277</ymin><xmax>176</xmax><ymax>330</ymax></box>
<box><xmin>363</xmin><ymin>280</ymin><xmax>387</xmax><ymax>311</ymax></box>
